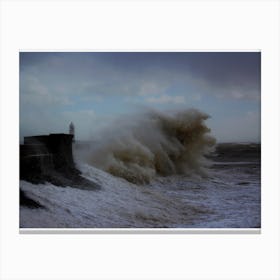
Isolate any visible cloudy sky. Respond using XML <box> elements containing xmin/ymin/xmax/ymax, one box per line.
<box><xmin>20</xmin><ymin>52</ymin><xmax>260</xmax><ymax>142</ymax></box>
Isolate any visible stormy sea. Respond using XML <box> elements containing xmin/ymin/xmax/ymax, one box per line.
<box><xmin>20</xmin><ymin>109</ymin><xmax>261</xmax><ymax>228</ymax></box>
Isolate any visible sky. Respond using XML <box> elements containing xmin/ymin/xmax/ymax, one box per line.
<box><xmin>20</xmin><ymin>52</ymin><xmax>261</xmax><ymax>142</ymax></box>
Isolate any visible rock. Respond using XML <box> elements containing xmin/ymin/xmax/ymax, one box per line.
<box><xmin>20</xmin><ymin>189</ymin><xmax>44</xmax><ymax>208</ymax></box>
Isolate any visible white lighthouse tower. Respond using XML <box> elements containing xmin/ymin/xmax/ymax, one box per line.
<box><xmin>69</xmin><ymin>122</ymin><xmax>75</xmax><ymax>142</ymax></box>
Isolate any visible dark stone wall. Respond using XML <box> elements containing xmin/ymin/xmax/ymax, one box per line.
<box><xmin>20</xmin><ymin>133</ymin><xmax>99</xmax><ymax>190</ymax></box>
<box><xmin>24</xmin><ymin>134</ymin><xmax>75</xmax><ymax>171</ymax></box>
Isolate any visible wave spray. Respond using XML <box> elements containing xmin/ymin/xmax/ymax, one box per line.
<box><xmin>79</xmin><ymin>109</ymin><xmax>216</xmax><ymax>184</ymax></box>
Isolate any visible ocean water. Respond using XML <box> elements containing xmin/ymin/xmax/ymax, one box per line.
<box><xmin>20</xmin><ymin>110</ymin><xmax>260</xmax><ymax>228</ymax></box>
<box><xmin>20</xmin><ymin>143</ymin><xmax>260</xmax><ymax>228</ymax></box>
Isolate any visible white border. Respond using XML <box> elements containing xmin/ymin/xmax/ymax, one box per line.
<box><xmin>1</xmin><ymin>1</ymin><xmax>279</xmax><ymax>280</ymax></box>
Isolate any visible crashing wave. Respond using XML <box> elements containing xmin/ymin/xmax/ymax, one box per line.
<box><xmin>77</xmin><ymin>108</ymin><xmax>216</xmax><ymax>184</ymax></box>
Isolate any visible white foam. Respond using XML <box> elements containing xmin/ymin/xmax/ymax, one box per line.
<box><xmin>20</xmin><ymin>163</ymin><xmax>191</xmax><ymax>228</ymax></box>
<box><xmin>20</xmin><ymin>161</ymin><xmax>260</xmax><ymax>228</ymax></box>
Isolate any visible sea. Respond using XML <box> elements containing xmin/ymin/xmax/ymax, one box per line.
<box><xmin>20</xmin><ymin>110</ymin><xmax>261</xmax><ymax>228</ymax></box>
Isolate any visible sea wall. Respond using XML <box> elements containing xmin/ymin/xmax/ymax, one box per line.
<box><xmin>20</xmin><ymin>133</ymin><xmax>99</xmax><ymax>190</ymax></box>
<box><xmin>24</xmin><ymin>134</ymin><xmax>76</xmax><ymax>172</ymax></box>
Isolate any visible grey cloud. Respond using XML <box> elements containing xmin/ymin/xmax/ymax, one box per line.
<box><xmin>20</xmin><ymin>52</ymin><xmax>260</xmax><ymax>142</ymax></box>
<box><xmin>20</xmin><ymin>52</ymin><xmax>260</xmax><ymax>101</ymax></box>
<box><xmin>146</xmin><ymin>94</ymin><xmax>186</xmax><ymax>105</ymax></box>
<box><xmin>20</xmin><ymin>74</ymin><xmax>72</xmax><ymax>108</ymax></box>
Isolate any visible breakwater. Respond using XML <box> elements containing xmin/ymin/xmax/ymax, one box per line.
<box><xmin>20</xmin><ymin>133</ymin><xmax>99</xmax><ymax>190</ymax></box>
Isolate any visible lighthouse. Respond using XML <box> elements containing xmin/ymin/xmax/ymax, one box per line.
<box><xmin>69</xmin><ymin>122</ymin><xmax>75</xmax><ymax>142</ymax></box>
